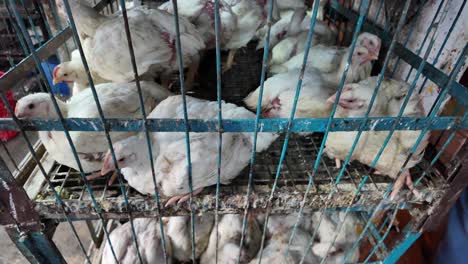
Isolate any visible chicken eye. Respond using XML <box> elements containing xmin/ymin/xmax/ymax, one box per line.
<box><xmin>118</xmin><ymin>157</ymin><xmax>125</xmax><ymax>162</ymax></box>
<box><xmin>395</xmin><ymin>93</ymin><xmax>407</xmax><ymax>100</ymax></box>
<box><xmin>357</xmin><ymin>52</ymin><xmax>363</xmax><ymax>56</ymax></box>
<box><xmin>28</xmin><ymin>103</ymin><xmax>35</xmax><ymax>110</ymax></box>
<box><xmin>64</xmin><ymin>73</ymin><xmax>68</xmax><ymax>76</ymax></box>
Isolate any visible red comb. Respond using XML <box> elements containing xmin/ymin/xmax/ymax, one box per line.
<box><xmin>53</xmin><ymin>66</ymin><xmax>60</xmax><ymax>79</ymax></box>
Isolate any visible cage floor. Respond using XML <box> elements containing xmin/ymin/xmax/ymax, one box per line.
<box><xmin>31</xmin><ymin>133</ymin><xmax>447</xmax><ymax>220</ymax></box>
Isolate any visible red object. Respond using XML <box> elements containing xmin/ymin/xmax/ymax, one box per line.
<box><xmin>0</xmin><ymin>71</ymin><xmax>19</xmax><ymax>142</ymax></box>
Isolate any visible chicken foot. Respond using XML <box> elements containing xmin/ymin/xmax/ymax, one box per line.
<box><xmin>86</xmin><ymin>171</ymin><xmax>103</xmax><ymax>181</ymax></box>
<box><xmin>86</xmin><ymin>170</ymin><xmax>119</xmax><ymax>186</ymax></box>
<box><xmin>165</xmin><ymin>187</ymin><xmax>204</xmax><ymax>207</ymax></box>
<box><xmin>223</xmin><ymin>49</ymin><xmax>237</xmax><ymax>73</ymax></box>
<box><xmin>390</xmin><ymin>170</ymin><xmax>421</xmax><ymax>200</ymax></box>
<box><xmin>107</xmin><ymin>172</ymin><xmax>119</xmax><ymax>186</ymax></box>
<box><xmin>335</xmin><ymin>158</ymin><xmax>342</xmax><ymax>169</ymax></box>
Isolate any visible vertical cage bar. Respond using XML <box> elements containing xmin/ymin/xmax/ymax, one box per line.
<box><xmin>418</xmin><ymin>0</ymin><xmax>467</xmax><ymax>93</ymax></box>
<box><xmin>8</xmin><ymin>0</ymin><xmax>119</xmax><ymax>261</ymax></box>
<box><xmin>305</xmin><ymin>1</ymin><xmax>413</xmax><ymax>259</ymax></box>
<box><xmin>285</xmin><ymin>0</ymin><xmax>370</xmax><ymax>260</ymax></box>
<box><xmin>382</xmin><ymin>233</ymin><xmax>421</xmax><ymax>264</ymax></box>
<box><xmin>254</xmin><ymin>1</ymin><xmax>323</xmax><ymax>262</ymax></box>
<box><xmin>213</xmin><ymin>0</ymin><xmax>222</xmax><ymax>263</ymax></box>
<box><xmin>363</xmin><ymin>205</ymin><xmax>399</xmax><ymax>262</ymax></box>
<box><xmin>238</xmin><ymin>0</ymin><xmax>276</xmax><ymax>260</ymax></box>
<box><xmin>390</xmin><ymin>2</ymin><xmax>424</xmax><ymax>77</ymax></box>
<box><xmin>0</xmin><ymin>93</ymin><xmax>91</xmax><ymax>263</ymax></box>
<box><xmin>403</xmin><ymin>0</ymin><xmax>446</xmax><ymax>82</ymax></box>
<box><xmin>109</xmin><ymin>0</ymin><xmax>169</xmax><ymax>259</ymax></box>
<box><xmin>345</xmin><ymin>43</ymin><xmax>468</xmax><ymax>263</ymax></box>
<box><xmin>170</xmin><ymin>0</ymin><xmax>197</xmax><ymax>261</ymax></box>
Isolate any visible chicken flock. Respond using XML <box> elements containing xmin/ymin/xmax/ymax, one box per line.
<box><xmin>14</xmin><ymin>0</ymin><xmax>430</xmax><ymax>263</ymax></box>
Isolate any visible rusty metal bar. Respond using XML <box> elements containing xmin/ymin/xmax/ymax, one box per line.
<box><xmin>0</xmin><ymin>155</ymin><xmax>66</xmax><ymax>263</ymax></box>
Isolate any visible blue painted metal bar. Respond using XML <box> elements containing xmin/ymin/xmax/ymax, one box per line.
<box><xmin>46</xmin><ymin>0</ymin><xmax>71</xmax><ymax>56</ymax></box>
<box><xmin>390</xmin><ymin>2</ymin><xmax>425</xmax><ymax>77</ymax></box>
<box><xmin>427</xmin><ymin>105</ymin><xmax>462</xmax><ymax>159</ymax></box>
<box><xmin>9</xmin><ymin>6</ymin><xmax>115</xmax><ymax>264</ymax></box>
<box><xmin>170</xmin><ymin>0</ymin><xmax>197</xmax><ymax>261</ymax></box>
<box><xmin>0</xmin><ymin>8</ymin><xmax>89</xmax><ymax>259</ymax></box>
<box><xmin>344</xmin><ymin>43</ymin><xmax>468</xmax><ymax>264</ymax></box>
<box><xmin>213</xmin><ymin>0</ymin><xmax>223</xmax><ymax>263</ymax></box>
<box><xmin>314</xmin><ymin>177</ymin><xmax>372</xmax><ymax>264</ymax></box>
<box><xmin>17</xmin><ymin>0</ymin><xmax>42</xmax><ymax>45</ymax></box>
<box><xmin>418</xmin><ymin>0</ymin><xmax>467</xmax><ymax>93</ymax></box>
<box><xmin>329</xmin><ymin>0</ymin><xmax>468</xmax><ymax>108</ymax></box>
<box><xmin>414</xmin><ymin>112</ymin><xmax>467</xmax><ymax>186</ymax></box>
<box><xmin>3</xmin><ymin>2</ymin><xmax>47</xmax><ymax>93</ymax></box>
<box><xmin>4</xmin><ymin>2</ymin><xmax>29</xmax><ymax>55</ymax></box>
<box><xmin>285</xmin><ymin>0</ymin><xmax>370</xmax><ymax>260</ymax></box>
<box><xmin>382</xmin><ymin>232</ymin><xmax>421</xmax><ymax>264</ymax></box>
<box><xmin>35</xmin><ymin>1</ymin><xmax>53</xmax><ymax>38</ymax></box>
<box><xmin>8</xmin><ymin>0</ymin><xmax>119</xmax><ymax>261</ymax></box>
<box><xmin>363</xmin><ymin>205</ymin><xmax>399</xmax><ymax>263</ymax></box>
<box><xmin>62</xmin><ymin>0</ymin><xmax>145</xmax><ymax>262</ymax></box>
<box><xmin>348</xmin><ymin>18</ymin><xmax>463</xmax><ymax>264</ymax></box>
<box><xmin>0</xmin><ymin>94</ymin><xmax>91</xmax><ymax>263</ymax></box>
<box><xmin>402</xmin><ymin>0</ymin><xmax>446</xmax><ymax>82</ymax></box>
<box><xmin>115</xmin><ymin>0</ymin><xmax>170</xmax><ymax>261</ymax></box>
<box><xmin>304</xmin><ymin>0</ymin><xmax>413</xmax><ymax>261</ymax></box>
<box><xmin>255</xmin><ymin>1</ymin><xmax>323</xmax><ymax>262</ymax></box>
<box><xmin>271</xmin><ymin>1</ymin><xmax>323</xmax><ymax>261</ymax></box>
<box><xmin>356</xmin><ymin>5</ymin><xmax>444</xmax><ymax>191</ymax></box>
<box><xmin>8</xmin><ymin>231</ymin><xmax>67</xmax><ymax>263</ymax></box>
<box><xmin>373</xmin><ymin>0</ymin><xmax>384</xmax><ymax>25</ymax></box>
<box><xmin>237</xmin><ymin>0</ymin><xmax>276</xmax><ymax>260</ymax></box>
<box><xmin>0</xmin><ymin>116</ymin><xmax>464</xmax><ymax>132</ymax></box>
<box><xmin>359</xmin><ymin>212</ymin><xmax>388</xmax><ymax>256</ymax></box>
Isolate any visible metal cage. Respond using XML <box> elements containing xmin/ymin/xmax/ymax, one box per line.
<box><xmin>0</xmin><ymin>0</ymin><xmax>466</xmax><ymax>263</ymax></box>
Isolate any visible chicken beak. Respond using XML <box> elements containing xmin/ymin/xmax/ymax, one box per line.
<box><xmin>52</xmin><ymin>78</ymin><xmax>59</xmax><ymax>85</ymax></box>
<box><xmin>14</xmin><ymin>106</ymin><xmax>24</xmax><ymax>118</ymax></box>
<box><xmin>368</xmin><ymin>53</ymin><xmax>379</xmax><ymax>61</ymax></box>
<box><xmin>100</xmin><ymin>151</ymin><xmax>114</xmax><ymax>175</ymax></box>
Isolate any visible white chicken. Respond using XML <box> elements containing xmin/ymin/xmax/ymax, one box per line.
<box><xmin>15</xmin><ymin>82</ymin><xmax>171</xmax><ymax>176</ymax></box>
<box><xmin>165</xmin><ymin>214</ymin><xmax>214</xmax><ymax>262</ymax></box>
<box><xmin>311</xmin><ymin>212</ymin><xmax>360</xmax><ymax>263</ymax></box>
<box><xmin>256</xmin><ymin>9</ymin><xmax>336</xmax><ymax>51</ymax></box>
<box><xmin>100</xmin><ymin>95</ymin><xmax>278</xmax><ymax>205</ymax></box>
<box><xmin>200</xmin><ymin>214</ymin><xmax>261</xmax><ymax>264</ymax></box>
<box><xmin>243</xmin><ymin>68</ymin><xmax>335</xmax><ymax>118</ymax></box>
<box><xmin>221</xmin><ymin>0</ymin><xmax>266</xmax><ymax>71</ymax></box>
<box><xmin>158</xmin><ymin>0</ymin><xmax>237</xmax><ymax>49</ymax></box>
<box><xmin>101</xmin><ymin>218</ymin><xmax>172</xmax><ymax>264</ymax></box>
<box><xmin>271</xmin><ymin>32</ymin><xmax>381</xmax><ymax>85</ymax></box>
<box><xmin>68</xmin><ymin>0</ymin><xmax>205</xmax><ymax>85</ymax></box>
<box><xmin>249</xmin><ymin>223</ymin><xmax>318</xmax><ymax>264</ymax></box>
<box><xmin>265</xmin><ymin>213</ymin><xmax>315</xmax><ymax>236</ymax></box>
<box><xmin>267</xmin><ymin>13</ymin><xmax>338</xmax><ymax>68</ymax></box>
<box><xmin>52</xmin><ymin>48</ymin><xmax>109</xmax><ymax>95</ymax></box>
<box><xmin>324</xmin><ymin>77</ymin><xmax>428</xmax><ymax>199</ymax></box>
